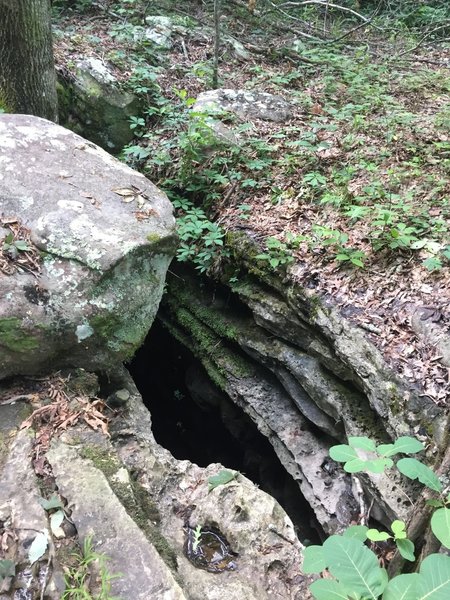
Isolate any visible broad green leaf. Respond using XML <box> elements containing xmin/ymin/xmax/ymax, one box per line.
<box><xmin>344</xmin><ymin>458</ymin><xmax>367</xmax><ymax>473</ymax></box>
<box><xmin>329</xmin><ymin>445</ymin><xmax>358</xmax><ymax>463</ymax></box>
<box><xmin>397</xmin><ymin>458</ymin><xmax>442</xmax><ymax>492</ymax></box>
<box><xmin>28</xmin><ymin>531</ymin><xmax>48</xmax><ymax>564</ymax></box>
<box><xmin>323</xmin><ymin>535</ymin><xmax>387</xmax><ymax>599</ymax></box>
<box><xmin>377</xmin><ymin>438</ymin><xmax>423</xmax><ymax>458</ymax></box>
<box><xmin>446</xmin><ymin>493</ymin><xmax>450</xmax><ymax>505</ymax></box>
<box><xmin>344</xmin><ymin>525</ymin><xmax>369</xmax><ymax>542</ymax></box>
<box><xmin>39</xmin><ymin>494</ymin><xmax>64</xmax><ymax>511</ymax></box>
<box><xmin>431</xmin><ymin>508</ymin><xmax>450</xmax><ymax>549</ymax></box>
<box><xmin>382</xmin><ymin>573</ymin><xmax>419</xmax><ymax>599</ymax></box>
<box><xmin>0</xmin><ymin>559</ymin><xmax>15</xmax><ymax>580</ymax></box>
<box><xmin>310</xmin><ymin>578</ymin><xmax>357</xmax><ymax>599</ymax></box>
<box><xmin>367</xmin><ymin>528</ymin><xmax>391</xmax><ymax>542</ymax></box>
<box><xmin>348</xmin><ymin>437</ymin><xmax>376</xmax><ymax>452</ymax></box>
<box><xmin>392</xmin><ymin>437</ymin><xmax>424</xmax><ymax>454</ymax></box>
<box><xmin>14</xmin><ymin>240</ymin><xmax>30</xmax><ymax>251</ymax></box>
<box><xmin>207</xmin><ymin>469</ymin><xmax>238</xmax><ymax>492</ymax></box>
<box><xmin>377</xmin><ymin>437</ymin><xmax>423</xmax><ymax>458</ymax></box>
<box><xmin>416</xmin><ymin>554</ymin><xmax>450</xmax><ymax>599</ymax></box>
<box><xmin>391</xmin><ymin>520</ymin><xmax>407</xmax><ymax>540</ymax></box>
<box><xmin>303</xmin><ymin>545</ymin><xmax>326</xmax><ymax>574</ymax></box>
<box><xmin>426</xmin><ymin>499</ymin><xmax>444</xmax><ymax>508</ymax></box>
<box><xmin>396</xmin><ymin>539</ymin><xmax>415</xmax><ymax>562</ymax></box>
<box><xmin>376</xmin><ymin>443</ymin><xmax>395</xmax><ymax>457</ymax></box>
<box><xmin>364</xmin><ymin>458</ymin><xmax>394</xmax><ymax>473</ymax></box>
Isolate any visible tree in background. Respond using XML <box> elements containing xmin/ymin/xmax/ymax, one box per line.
<box><xmin>0</xmin><ymin>0</ymin><xmax>58</xmax><ymax>122</ymax></box>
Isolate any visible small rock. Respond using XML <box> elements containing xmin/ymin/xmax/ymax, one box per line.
<box><xmin>106</xmin><ymin>388</ymin><xmax>130</xmax><ymax>408</ymax></box>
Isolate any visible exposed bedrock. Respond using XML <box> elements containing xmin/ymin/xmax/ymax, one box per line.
<box><xmin>159</xmin><ymin>267</ymin><xmax>448</xmax><ymax>532</ymax></box>
<box><xmin>0</xmin><ymin>368</ymin><xmax>311</xmax><ymax>600</ymax></box>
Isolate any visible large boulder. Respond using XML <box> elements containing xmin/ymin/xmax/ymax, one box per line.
<box><xmin>58</xmin><ymin>57</ymin><xmax>141</xmax><ymax>151</ymax></box>
<box><xmin>0</xmin><ymin>114</ymin><xmax>177</xmax><ymax>380</ymax></box>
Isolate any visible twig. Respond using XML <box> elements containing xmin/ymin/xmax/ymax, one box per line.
<box><xmin>266</xmin><ymin>1</ymin><xmax>323</xmax><ymax>39</ymax></box>
<box><xmin>275</xmin><ymin>0</ymin><xmax>384</xmax><ymax>30</ymax></box>
<box><xmin>396</xmin><ymin>21</ymin><xmax>450</xmax><ymax>57</ymax></box>
<box><xmin>1</xmin><ymin>393</ymin><xmax>38</xmax><ymax>405</ymax></box>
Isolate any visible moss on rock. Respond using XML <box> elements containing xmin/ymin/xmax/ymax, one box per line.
<box><xmin>80</xmin><ymin>445</ymin><xmax>178</xmax><ymax>572</ymax></box>
<box><xmin>0</xmin><ymin>318</ymin><xmax>39</xmax><ymax>352</ymax></box>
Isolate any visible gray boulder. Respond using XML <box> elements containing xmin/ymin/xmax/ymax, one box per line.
<box><xmin>142</xmin><ymin>16</ymin><xmax>188</xmax><ymax>48</ymax></box>
<box><xmin>193</xmin><ymin>89</ymin><xmax>293</xmax><ymax>123</ymax></box>
<box><xmin>0</xmin><ymin>114</ymin><xmax>177</xmax><ymax>380</ymax></box>
<box><xmin>59</xmin><ymin>57</ymin><xmax>141</xmax><ymax>151</ymax></box>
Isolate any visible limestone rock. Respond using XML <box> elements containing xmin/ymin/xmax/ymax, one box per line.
<box><xmin>160</xmin><ymin>270</ymin><xmax>438</xmax><ymax>530</ymax></box>
<box><xmin>0</xmin><ymin>368</ymin><xmax>312</xmax><ymax>600</ymax></box>
<box><xmin>193</xmin><ymin>89</ymin><xmax>293</xmax><ymax>123</ymax></box>
<box><xmin>0</xmin><ymin>114</ymin><xmax>177</xmax><ymax>380</ymax></box>
<box><xmin>60</xmin><ymin>57</ymin><xmax>141</xmax><ymax>151</ymax></box>
<box><xmin>143</xmin><ymin>16</ymin><xmax>187</xmax><ymax>48</ymax></box>
<box><xmin>0</xmin><ymin>431</ymin><xmax>66</xmax><ymax>600</ymax></box>
<box><xmin>47</xmin><ymin>442</ymin><xmax>187</xmax><ymax>600</ymax></box>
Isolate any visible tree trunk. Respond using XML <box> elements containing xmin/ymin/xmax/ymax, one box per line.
<box><xmin>212</xmin><ymin>0</ymin><xmax>221</xmax><ymax>89</ymax></box>
<box><xmin>0</xmin><ymin>0</ymin><xmax>58</xmax><ymax>122</ymax></box>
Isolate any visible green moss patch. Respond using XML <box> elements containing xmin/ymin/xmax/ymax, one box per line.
<box><xmin>80</xmin><ymin>445</ymin><xmax>178</xmax><ymax>573</ymax></box>
<box><xmin>0</xmin><ymin>317</ymin><xmax>39</xmax><ymax>352</ymax></box>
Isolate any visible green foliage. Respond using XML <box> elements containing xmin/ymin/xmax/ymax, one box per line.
<box><xmin>255</xmin><ymin>236</ymin><xmax>295</xmax><ymax>270</ymax></box>
<box><xmin>307</xmin><ymin>435</ymin><xmax>450</xmax><ymax>599</ymax></box>
<box><xmin>207</xmin><ymin>469</ymin><xmax>238</xmax><ymax>492</ymax></box>
<box><xmin>2</xmin><ymin>233</ymin><xmax>31</xmax><ymax>259</ymax></box>
<box><xmin>396</xmin><ymin>458</ymin><xmax>442</xmax><ymax>492</ymax></box>
<box><xmin>329</xmin><ymin>436</ymin><xmax>424</xmax><ymax>473</ymax></box>
<box><xmin>367</xmin><ymin>521</ymin><xmax>415</xmax><ymax>562</ymax></box>
<box><xmin>62</xmin><ymin>536</ymin><xmax>121</xmax><ymax>600</ymax></box>
<box><xmin>175</xmin><ymin>199</ymin><xmax>227</xmax><ymax>273</ymax></box>
<box><xmin>191</xmin><ymin>525</ymin><xmax>202</xmax><ymax>552</ymax></box>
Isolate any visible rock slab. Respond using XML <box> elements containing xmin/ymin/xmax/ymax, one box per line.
<box><xmin>0</xmin><ymin>114</ymin><xmax>177</xmax><ymax>380</ymax></box>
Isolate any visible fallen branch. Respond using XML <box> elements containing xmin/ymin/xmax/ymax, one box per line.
<box><xmin>396</xmin><ymin>21</ymin><xmax>450</xmax><ymax>57</ymax></box>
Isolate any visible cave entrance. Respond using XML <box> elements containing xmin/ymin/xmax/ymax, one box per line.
<box><xmin>128</xmin><ymin>318</ymin><xmax>321</xmax><ymax>544</ymax></box>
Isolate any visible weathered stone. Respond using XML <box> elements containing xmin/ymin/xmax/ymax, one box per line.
<box><xmin>159</xmin><ymin>270</ymin><xmax>429</xmax><ymax>529</ymax></box>
<box><xmin>159</xmin><ymin>283</ymin><xmax>359</xmax><ymax>533</ymax></box>
<box><xmin>142</xmin><ymin>16</ymin><xmax>187</xmax><ymax>48</ymax></box>
<box><xmin>0</xmin><ymin>114</ymin><xmax>177</xmax><ymax>380</ymax></box>
<box><xmin>46</xmin><ymin>442</ymin><xmax>187</xmax><ymax>600</ymax></box>
<box><xmin>0</xmin><ymin>368</ymin><xmax>313</xmax><ymax>600</ymax></box>
<box><xmin>113</xmin><ymin>369</ymin><xmax>313</xmax><ymax>599</ymax></box>
<box><xmin>60</xmin><ymin>57</ymin><xmax>141</xmax><ymax>151</ymax></box>
<box><xmin>193</xmin><ymin>89</ymin><xmax>293</xmax><ymax>122</ymax></box>
<box><xmin>0</xmin><ymin>430</ymin><xmax>66</xmax><ymax>600</ymax></box>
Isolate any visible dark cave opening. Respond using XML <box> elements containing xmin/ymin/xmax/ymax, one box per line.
<box><xmin>128</xmin><ymin>318</ymin><xmax>321</xmax><ymax>544</ymax></box>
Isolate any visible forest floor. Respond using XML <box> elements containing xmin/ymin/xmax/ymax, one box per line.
<box><xmin>53</xmin><ymin>0</ymin><xmax>450</xmax><ymax>403</ymax></box>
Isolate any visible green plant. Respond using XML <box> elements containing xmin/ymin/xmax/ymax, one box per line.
<box><xmin>175</xmin><ymin>200</ymin><xmax>227</xmax><ymax>273</ymax></box>
<box><xmin>2</xmin><ymin>233</ymin><xmax>31</xmax><ymax>258</ymax></box>
<box><xmin>0</xmin><ymin>559</ymin><xmax>15</xmax><ymax>582</ymax></box>
<box><xmin>304</xmin><ymin>435</ymin><xmax>450</xmax><ymax>599</ymax></box>
<box><xmin>208</xmin><ymin>469</ymin><xmax>239</xmax><ymax>492</ymax></box>
<box><xmin>191</xmin><ymin>525</ymin><xmax>203</xmax><ymax>552</ymax></box>
<box><xmin>255</xmin><ymin>236</ymin><xmax>295</xmax><ymax>269</ymax></box>
<box><xmin>62</xmin><ymin>536</ymin><xmax>121</xmax><ymax>600</ymax></box>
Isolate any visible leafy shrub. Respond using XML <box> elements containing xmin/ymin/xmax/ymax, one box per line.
<box><xmin>304</xmin><ymin>435</ymin><xmax>450</xmax><ymax>599</ymax></box>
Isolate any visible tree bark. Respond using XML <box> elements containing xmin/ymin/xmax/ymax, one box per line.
<box><xmin>0</xmin><ymin>0</ymin><xmax>58</xmax><ymax>122</ymax></box>
<box><xmin>212</xmin><ymin>0</ymin><xmax>221</xmax><ymax>89</ymax></box>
